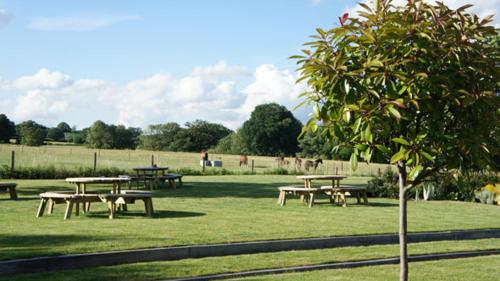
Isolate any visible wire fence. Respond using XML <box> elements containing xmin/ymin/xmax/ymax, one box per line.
<box><xmin>0</xmin><ymin>144</ymin><xmax>392</xmax><ymax>176</ymax></box>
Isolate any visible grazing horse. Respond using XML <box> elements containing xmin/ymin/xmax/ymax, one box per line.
<box><xmin>304</xmin><ymin>159</ymin><xmax>323</xmax><ymax>171</ymax></box>
<box><xmin>275</xmin><ymin>157</ymin><xmax>290</xmax><ymax>168</ymax></box>
<box><xmin>294</xmin><ymin>157</ymin><xmax>302</xmax><ymax>171</ymax></box>
<box><xmin>239</xmin><ymin>154</ymin><xmax>248</xmax><ymax>167</ymax></box>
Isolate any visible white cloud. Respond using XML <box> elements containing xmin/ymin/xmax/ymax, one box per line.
<box><xmin>0</xmin><ymin>9</ymin><xmax>11</xmax><ymax>29</ymax></box>
<box><xmin>311</xmin><ymin>0</ymin><xmax>326</xmax><ymax>5</ymax></box>
<box><xmin>12</xmin><ymin>68</ymin><xmax>72</xmax><ymax>90</ymax></box>
<box><xmin>345</xmin><ymin>1</ymin><xmax>499</xmax><ymax>25</ymax></box>
<box><xmin>0</xmin><ymin>62</ymin><xmax>306</xmax><ymax>129</ymax></box>
<box><xmin>28</xmin><ymin>15</ymin><xmax>139</xmax><ymax>31</ymax></box>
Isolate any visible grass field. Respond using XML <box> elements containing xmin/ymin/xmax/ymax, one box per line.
<box><xmin>0</xmin><ymin>144</ymin><xmax>390</xmax><ymax>176</ymax></box>
<box><xmin>4</xmin><ymin>240</ymin><xmax>500</xmax><ymax>280</ymax></box>
<box><xmin>1</xmin><ymin>175</ymin><xmax>499</xmax><ymax>261</ymax></box>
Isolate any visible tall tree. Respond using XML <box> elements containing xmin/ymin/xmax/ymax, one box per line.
<box><xmin>17</xmin><ymin>120</ymin><xmax>47</xmax><ymax>146</ymax></box>
<box><xmin>240</xmin><ymin>103</ymin><xmax>302</xmax><ymax>156</ymax></box>
<box><xmin>169</xmin><ymin>120</ymin><xmax>232</xmax><ymax>152</ymax></box>
<box><xmin>139</xmin><ymin>122</ymin><xmax>181</xmax><ymax>151</ymax></box>
<box><xmin>294</xmin><ymin>1</ymin><xmax>498</xmax><ymax>280</ymax></box>
<box><xmin>0</xmin><ymin>114</ymin><xmax>16</xmax><ymax>143</ymax></box>
<box><xmin>85</xmin><ymin>120</ymin><xmax>113</xmax><ymax>149</ymax></box>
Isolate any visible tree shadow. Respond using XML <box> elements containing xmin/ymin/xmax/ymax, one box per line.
<box><xmin>0</xmin><ymin>234</ymin><xmax>104</xmax><ymax>249</ymax></box>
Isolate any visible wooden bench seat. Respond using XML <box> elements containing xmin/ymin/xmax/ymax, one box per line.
<box><xmin>0</xmin><ymin>183</ymin><xmax>17</xmax><ymax>200</ymax></box>
<box><xmin>277</xmin><ymin>186</ymin><xmax>321</xmax><ymax>208</ymax></box>
<box><xmin>320</xmin><ymin>185</ymin><xmax>368</xmax><ymax>207</ymax></box>
<box><xmin>99</xmin><ymin>193</ymin><xmax>154</xmax><ymax>219</ymax></box>
<box><xmin>37</xmin><ymin>192</ymin><xmax>101</xmax><ymax>220</ymax></box>
<box><xmin>158</xmin><ymin>173</ymin><xmax>183</xmax><ymax>189</ymax></box>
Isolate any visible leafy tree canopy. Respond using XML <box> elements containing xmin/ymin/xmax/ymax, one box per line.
<box><xmin>139</xmin><ymin>122</ymin><xmax>181</xmax><ymax>151</ymax></box>
<box><xmin>0</xmin><ymin>114</ymin><xmax>16</xmax><ymax>143</ymax></box>
<box><xmin>169</xmin><ymin>120</ymin><xmax>232</xmax><ymax>152</ymax></box>
<box><xmin>240</xmin><ymin>103</ymin><xmax>302</xmax><ymax>156</ymax></box>
<box><xmin>17</xmin><ymin>120</ymin><xmax>47</xmax><ymax>146</ymax></box>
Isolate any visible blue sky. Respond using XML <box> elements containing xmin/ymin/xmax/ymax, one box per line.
<box><xmin>0</xmin><ymin>0</ymin><xmax>498</xmax><ymax>129</ymax></box>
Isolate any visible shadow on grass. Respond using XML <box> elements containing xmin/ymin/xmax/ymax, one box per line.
<box><xmin>83</xmin><ymin>210</ymin><xmax>205</xmax><ymax>219</ymax></box>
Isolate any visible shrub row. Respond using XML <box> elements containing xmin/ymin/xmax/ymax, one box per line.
<box><xmin>367</xmin><ymin>167</ymin><xmax>500</xmax><ymax>202</ymax></box>
<box><xmin>0</xmin><ymin>165</ymin><xmax>309</xmax><ymax>179</ymax></box>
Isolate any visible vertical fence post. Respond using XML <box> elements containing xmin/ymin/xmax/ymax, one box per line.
<box><xmin>341</xmin><ymin>162</ymin><xmax>344</xmax><ymax>175</ymax></box>
<box><xmin>202</xmin><ymin>159</ymin><xmax>206</xmax><ymax>173</ymax></box>
<box><xmin>128</xmin><ymin>150</ymin><xmax>131</xmax><ymax>161</ymax></box>
<box><xmin>93</xmin><ymin>152</ymin><xmax>97</xmax><ymax>172</ymax></box>
<box><xmin>335</xmin><ymin>167</ymin><xmax>339</xmax><ymax>175</ymax></box>
<box><xmin>251</xmin><ymin>160</ymin><xmax>255</xmax><ymax>174</ymax></box>
<box><xmin>151</xmin><ymin>155</ymin><xmax>154</xmax><ymax>166</ymax></box>
<box><xmin>10</xmin><ymin>151</ymin><xmax>15</xmax><ymax>173</ymax></box>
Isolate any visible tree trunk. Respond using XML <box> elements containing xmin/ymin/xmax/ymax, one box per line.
<box><xmin>398</xmin><ymin>164</ymin><xmax>408</xmax><ymax>281</ymax></box>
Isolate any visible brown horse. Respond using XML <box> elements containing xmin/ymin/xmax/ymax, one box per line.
<box><xmin>304</xmin><ymin>159</ymin><xmax>323</xmax><ymax>171</ymax></box>
<box><xmin>239</xmin><ymin>154</ymin><xmax>248</xmax><ymax>167</ymax></box>
<box><xmin>275</xmin><ymin>157</ymin><xmax>289</xmax><ymax>168</ymax></box>
<box><xmin>294</xmin><ymin>157</ymin><xmax>302</xmax><ymax>171</ymax></box>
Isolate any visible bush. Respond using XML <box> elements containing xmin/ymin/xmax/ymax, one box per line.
<box><xmin>0</xmin><ymin>165</ymin><xmax>128</xmax><ymax>179</ymax></box>
<box><xmin>366</xmin><ymin>167</ymin><xmax>398</xmax><ymax>198</ymax></box>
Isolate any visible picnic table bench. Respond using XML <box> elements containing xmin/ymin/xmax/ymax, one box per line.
<box><xmin>320</xmin><ymin>185</ymin><xmax>369</xmax><ymax>207</ymax></box>
<box><xmin>0</xmin><ymin>183</ymin><xmax>17</xmax><ymax>200</ymax></box>
<box><xmin>277</xmin><ymin>186</ymin><xmax>321</xmax><ymax>208</ymax></box>
<box><xmin>37</xmin><ymin>192</ymin><xmax>101</xmax><ymax>220</ymax></box>
<box><xmin>99</xmin><ymin>192</ymin><xmax>153</xmax><ymax>219</ymax></box>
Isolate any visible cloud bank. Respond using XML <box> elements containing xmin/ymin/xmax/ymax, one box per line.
<box><xmin>0</xmin><ymin>61</ymin><xmax>309</xmax><ymax>130</ymax></box>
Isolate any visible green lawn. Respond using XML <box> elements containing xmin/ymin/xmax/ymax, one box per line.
<box><xmin>237</xmin><ymin>255</ymin><xmax>500</xmax><ymax>281</ymax></box>
<box><xmin>1</xmin><ymin>175</ymin><xmax>499</xmax><ymax>261</ymax></box>
<box><xmin>4</xmin><ymin>239</ymin><xmax>500</xmax><ymax>281</ymax></box>
<box><xmin>0</xmin><ymin>144</ymin><xmax>388</xmax><ymax>176</ymax></box>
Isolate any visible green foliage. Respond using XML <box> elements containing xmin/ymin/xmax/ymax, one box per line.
<box><xmin>169</xmin><ymin>120</ymin><xmax>232</xmax><ymax>152</ymax></box>
<box><xmin>0</xmin><ymin>114</ymin><xmax>16</xmax><ymax>143</ymax></box>
<box><xmin>85</xmin><ymin>121</ymin><xmax>139</xmax><ymax>149</ymax></box>
<box><xmin>212</xmin><ymin>130</ymin><xmax>248</xmax><ymax>154</ymax></box>
<box><xmin>0</xmin><ymin>164</ymin><xmax>128</xmax><ymax>179</ymax></box>
<box><xmin>294</xmin><ymin>0</ymin><xmax>499</xmax><ymax>187</ymax></box>
<box><xmin>46</xmin><ymin>127</ymin><xmax>65</xmax><ymax>141</ymax></box>
<box><xmin>65</xmin><ymin>131</ymin><xmax>86</xmax><ymax>144</ymax></box>
<box><xmin>366</xmin><ymin>167</ymin><xmax>399</xmax><ymax>198</ymax></box>
<box><xmin>298</xmin><ymin>129</ymin><xmax>353</xmax><ymax>160</ymax></box>
<box><xmin>56</xmin><ymin>122</ymin><xmax>72</xmax><ymax>133</ymax></box>
<box><xmin>139</xmin><ymin>122</ymin><xmax>181</xmax><ymax>151</ymax></box>
<box><xmin>240</xmin><ymin>103</ymin><xmax>302</xmax><ymax>156</ymax></box>
<box><xmin>17</xmin><ymin>120</ymin><xmax>47</xmax><ymax>146</ymax></box>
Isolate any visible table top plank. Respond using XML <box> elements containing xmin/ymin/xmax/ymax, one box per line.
<box><xmin>296</xmin><ymin>175</ymin><xmax>347</xmax><ymax>180</ymax></box>
<box><xmin>65</xmin><ymin>177</ymin><xmax>131</xmax><ymax>184</ymax></box>
<box><xmin>133</xmin><ymin>166</ymin><xmax>169</xmax><ymax>171</ymax></box>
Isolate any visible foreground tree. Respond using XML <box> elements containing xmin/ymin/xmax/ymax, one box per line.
<box><xmin>294</xmin><ymin>1</ymin><xmax>498</xmax><ymax>280</ymax></box>
<box><xmin>240</xmin><ymin>103</ymin><xmax>302</xmax><ymax>156</ymax></box>
<box><xmin>0</xmin><ymin>114</ymin><xmax>16</xmax><ymax>143</ymax></box>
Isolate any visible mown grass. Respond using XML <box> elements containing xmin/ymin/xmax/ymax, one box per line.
<box><xmin>0</xmin><ymin>144</ymin><xmax>389</xmax><ymax>176</ymax></box>
<box><xmin>4</xmin><ymin>239</ymin><xmax>500</xmax><ymax>281</ymax></box>
<box><xmin>238</xmin><ymin>255</ymin><xmax>500</xmax><ymax>281</ymax></box>
<box><xmin>1</xmin><ymin>175</ymin><xmax>499</xmax><ymax>261</ymax></box>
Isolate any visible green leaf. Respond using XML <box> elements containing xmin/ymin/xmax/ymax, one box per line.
<box><xmin>375</xmin><ymin>144</ymin><xmax>390</xmax><ymax>155</ymax></box>
<box><xmin>421</xmin><ymin>151</ymin><xmax>435</xmax><ymax>162</ymax></box>
<box><xmin>350</xmin><ymin>153</ymin><xmax>358</xmax><ymax>171</ymax></box>
<box><xmin>343</xmin><ymin>108</ymin><xmax>351</xmax><ymax>123</ymax></box>
<box><xmin>353</xmin><ymin>118</ymin><xmax>362</xmax><ymax>133</ymax></box>
<box><xmin>392</xmin><ymin>137</ymin><xmax>410</xmax><ymax>146</ymax></box>
<box><xmin>344</xmin><ymin>80</ymin><xmax>350</xmax><ymax>94</ymax></box>
<box><xmin>390</xmin><ymin>149</ymin><xmax>406</xmax><ymax>164</ymax></box>
<box><xmin>387</xmin><ymin>106</ymin><xmax>401</xmax><ymax>119</ymax></box>
<box><xmin>408</xmin><ymin>165</ymin><xmax>423</xmax><ymax>181</ymax></box>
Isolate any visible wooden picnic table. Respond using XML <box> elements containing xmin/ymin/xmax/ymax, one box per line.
<box><xmin>132</xmin><ymin>166</ymin><xmax>169</xmax><ymax>189</ymax></box>
<box><xmin>65</xmin><ymin>177</ymin><xmax>131</xmax><ymax>194</ymax></box>
<box><xmin>296</xmin><ymin>175</ymin><xmax>347</xmax><ymax>189</ymax></box>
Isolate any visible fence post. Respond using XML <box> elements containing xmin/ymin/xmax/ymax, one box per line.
<box><xmin>335</xmin><ymin>167</ymin><xmax>339</xmax><ymax>175</ymax></box>
<box><xmin>151</xmin><ymin>155</ymin><xmax>154</xmax><ymax>166</ymax></box>
<box><xmin>202</xmin><ymin>160</ymin><xmax>206</xmax><ymax>173</ymax></box>
<box><xmin>10</xmin><ymin>151</ymin><xmax>15</xmax><ymax>173</ymax></box>
<box><xmin>251</xmin><ymin>160</ymin><xmax>255</xmax><ymax>174</ymax></box>
<box><xmin>93</xmin><ymin>152</ymin><xmax>97</xmax><ymax>172</ymax></box>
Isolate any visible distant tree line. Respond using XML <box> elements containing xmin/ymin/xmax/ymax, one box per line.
<box><xmin>0</xmin><ymin>103</ymin><xmax>360</xmax><ymax>160</ymax></box>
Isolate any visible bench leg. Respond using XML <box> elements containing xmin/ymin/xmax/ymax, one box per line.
<box><xmin>363</xmin><ymin>191</ymin><xmax>368</xmax><ymax>205</ymax></box>
<box><xmin>280</xmin><ymin>192</ymin><xmax>287</xmax><ymax>206</ymax></box>
<box><xmin>178</xmin><ymin>178</ymin><xmax>183</xmax><ymax>187</ymax></box>
<box><xmin>356</xmin><ymin>192</ymin><xmax>361</xmax><ymax>204</ymax></box>
<box><xmin>47</xmin><ymin>199</ymin><xmax>55</xmax><ymax>214</ymax></box>
<box><xmin>36</xmin><ymin>198</ymin><xmax>48</xmax><ymax>217</ymax></box>
<box><xmin>340</xmin><ymin>193</ymin><xmax>347</xmax><ymax>207</ymax></box>
<box><xmin>308</xmin><ymin>193</ymin><xmax>315</xmax><ymax>208</ymax></box>
<box><xmin>75</xmin><ymin>202</ymin><xmax>80</xmax><ymax>216</ymax></box>
<box><xmin>64</xmin><ymin>201</ymin><xmax>74</xmax><ymax>220</ymax></box>
<box><xmin>9</xmin><ymin>187</ymin><xmax>18</xmax><ymax>200</ymax></box>
<box><xmin>144</xmin><ymin>198</ymin><xmax>153</xmax><ymax>217</ymax></box>
<box><xmin>107</xmin><ymin>201</ymin><xmax>116</xmax><ymax>219</ymax></box>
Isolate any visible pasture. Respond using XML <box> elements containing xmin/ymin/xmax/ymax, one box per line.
<box><xmin>0</xmin><ymin>144</ymin><xmax>390</xmax><ymax>176</ymax></box>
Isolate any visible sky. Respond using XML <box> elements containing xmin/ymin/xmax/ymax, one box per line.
<box><xmin>0</xmin><ymin>0</ymin><xmax>498</xmax><ymax>130</ymax></box>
